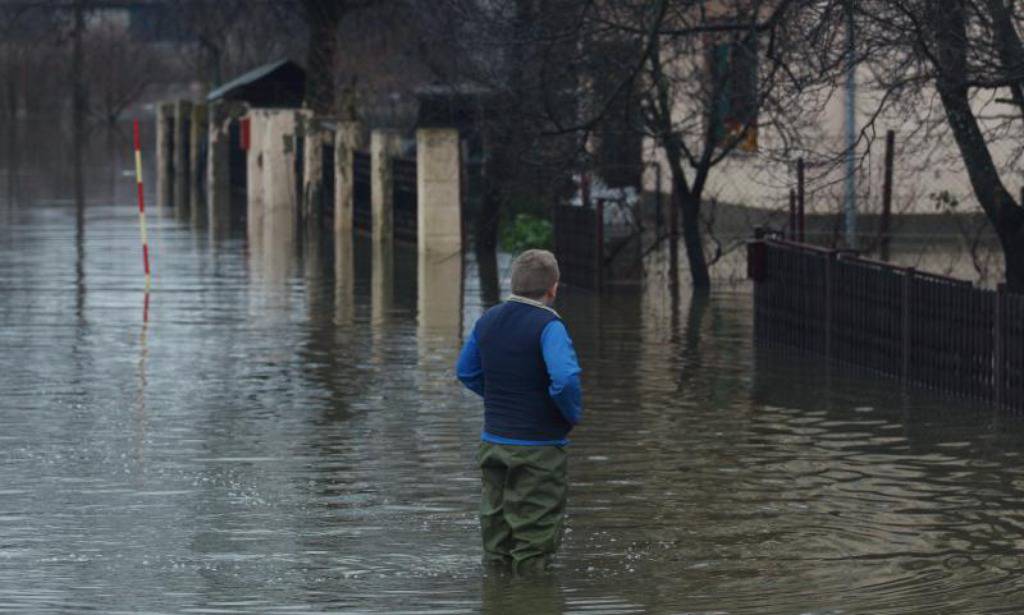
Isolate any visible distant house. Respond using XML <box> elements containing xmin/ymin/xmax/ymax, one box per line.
<box><xmin>641</xmin><ymin>0</ymin><xmax>1010</xmax><ymax>223</ymax></box>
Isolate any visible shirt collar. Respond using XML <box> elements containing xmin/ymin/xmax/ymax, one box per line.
<box><xmin>507</xmin><ymin>294</ymin><xmax>560</xmax><ymax>318</ymax></box>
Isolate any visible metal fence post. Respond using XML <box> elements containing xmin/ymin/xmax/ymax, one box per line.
<box><xmin>902</xmin><ymin>267</ymin><xmax>913</xmax><ymax>383</ymax></box>
<box><xmin>825</xmin><ymin>250</ymin><xmax>834</xmax><ymax>359</ymax></box>
<box><xmin>880</xmin><ymin>130</ymin><xmax>895</xmax><ymax>261</ymax></box>
<box><xmin>789</xmin><ymin>189</ymin><xmax>797</xmax><ymax>241</ymax></box>
<box><xmin>996</xmin><ymin>283</ymin><xmax>1006</xmax><ymax>407</ymax></box>
<box><xmin>595</xmin><ymin>199</ymin><xmax>605</xmax><ymax>290</ymax></box>
<box><xmin>797</xmin><ymin>158</ymin><xmax>806</xmax><ymax>243</ymax></box>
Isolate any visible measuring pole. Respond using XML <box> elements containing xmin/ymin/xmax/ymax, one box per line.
<box><xmin>133</xmin><ymin>120</ymin><xmax>151</xmax><ymax>289</ymax></box>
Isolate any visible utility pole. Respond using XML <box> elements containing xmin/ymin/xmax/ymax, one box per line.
<box><xmin>71</xmin><ymin>0</ymin><xmax>86</xmax><ymax>213</ymax></box>
<box><xmin>843</xmin><ymin>0</ymin><xmax>857</xmax><ymax>248</ymax></box>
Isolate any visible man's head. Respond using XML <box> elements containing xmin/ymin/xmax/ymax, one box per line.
<box><xmin>510</xmin><ymin>249</ymin><xmax>560</xmax><ymax>305</ymax></box>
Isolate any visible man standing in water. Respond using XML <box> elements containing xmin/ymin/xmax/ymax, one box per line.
<box><xmin>456</xmin><ymin>249</ymin><xmax>583</xmax><ymax>574</ymax></box>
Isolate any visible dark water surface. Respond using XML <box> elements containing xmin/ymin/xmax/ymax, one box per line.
<box><xmin>3</xmin><ymin>202</ymin><xmax>1024</xmax><ymax>614</ymax></box>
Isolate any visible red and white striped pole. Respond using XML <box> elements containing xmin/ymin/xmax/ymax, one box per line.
<box><xmin>133</xmin><ymin>119</ymin><xmax>151</xmax><ymax>289</ymax></box>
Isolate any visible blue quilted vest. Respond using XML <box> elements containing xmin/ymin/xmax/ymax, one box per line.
<box><xmin>474</xmin><ymin>300</ymin><xmax>572</xmax><ymax>442</ymax></box>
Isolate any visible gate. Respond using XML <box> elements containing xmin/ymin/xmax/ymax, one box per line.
<box><xmin>393</xmin><ymin>157</ymin><xmax>417</xmax><ymax>243</ymax></box>
<box><xmin>353</xmin><ymin>151</ymin><xmax>371</xmax><ymax>231</ymax></box>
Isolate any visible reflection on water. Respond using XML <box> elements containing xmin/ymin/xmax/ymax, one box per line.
<box><xmin>2</xmin><ymin>203</ymin><xmax>1024</xmax><ymax>614</ymax></box>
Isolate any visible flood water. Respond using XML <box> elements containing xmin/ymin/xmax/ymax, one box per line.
<box><xmin>3</xmin><ymin>201</ymin><xmax>1024</xmax><ymax>614</ymax></box>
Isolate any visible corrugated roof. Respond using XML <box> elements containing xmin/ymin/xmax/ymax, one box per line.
<box><xmin>206</xmin><ymin>59</ymin><xmax>298</xmax><ymax>102</ymax></box>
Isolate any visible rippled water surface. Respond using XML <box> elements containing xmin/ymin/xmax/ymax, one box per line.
<box><xmin>3</xmin><ymin>202</ymin><xmax>1024</xmax><ymax>614</ymax></box>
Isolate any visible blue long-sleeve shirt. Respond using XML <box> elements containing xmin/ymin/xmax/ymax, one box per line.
<box><xmin>457</xmin><ymin>314</ymin><xmax>583</xmax><ymax>445</ymax></box>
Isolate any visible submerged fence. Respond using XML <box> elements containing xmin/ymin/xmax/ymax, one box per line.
<box><xmin>748</xmin><ymin>234</ymin><xmax>1024</xmax><ymax>412</ymax></box>
<box><xmin>393</xmin><ymin>157</ymin><xmax>417</xmax><ymax>243</ymax></box>
<box><xmin>353</xmin><ymin>151</ymin><xmax>372</xmax><ymax>231</ymax></box>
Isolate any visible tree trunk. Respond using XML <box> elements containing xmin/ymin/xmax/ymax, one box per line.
<box><xmin>477</xmin><ymin>134</ymin><xmax>505</xmax><ymax>257</ymax></box>
<box><xmin>1002</xmin><ymin>238</ymin><xmax>1024</xmax><ymax>291</ymax></box>
<box><xmin>932</xmin><ymin>0</ymin><xmax>1024</xmax><ymax>291</ymax></box>
<box><xmin>668</xmin><ymin>180</ymin><xmax>680</xmax><ymax>288</ymax></box>
<box><xmin>659</xmin><ymin>132</ymin><xmax>711</xmax><ymax>289</ymax></box>
<box><xmin>679</xmin><ymin>188</ymin><xmax>711</xmax><ymax>289</ymax></box>
<box><xmin>303</xmin><ymin>0</ymin><xmax>340</xmax><ymax>115</ymax></box>
<box><xmin>476</xmin><ymin>242</ymin><xmax>500</xmax><ymax>307</ymax></box>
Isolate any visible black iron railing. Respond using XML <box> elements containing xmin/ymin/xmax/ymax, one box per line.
<box><xmin>353</xmin><ymin>151</ymin><xmax>371</xmax><ymax>231</ymax></box>
<box><xmin>749</xmin><ymin>235</ymin><xmax>1023</xmax><ymax>411</ymax></box>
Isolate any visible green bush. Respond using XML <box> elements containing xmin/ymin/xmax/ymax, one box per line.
<box><xmin>500</xmin><ymin>213</ymin><xmax>553</xmax><ymax>253</ymax></box>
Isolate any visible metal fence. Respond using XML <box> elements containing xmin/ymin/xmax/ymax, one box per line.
<box><xmin>353</xmin><ymin>151</ymin><xmax>371</xmax><ymax>231</ymax></box>
<box><xmin>393</xmin><ymin>156</ymin><xmax>417</xmax><ymax>243</ymax></box>
<box><xmin>749</xmin><ymin>235</ymin><xmax>1024</xmax><ymax>411</ymax></box>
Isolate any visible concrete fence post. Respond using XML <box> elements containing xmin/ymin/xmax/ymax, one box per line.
<box><xmin>189</xmin><ymin>103</ymin><xmax>208</xmax><ymax>227</ymax></box>
<box><xmin>206</xmin><ymin>100</ymin><xmax>235</xmax><ymax>233</ymax></box>
<box><xmin>301</xmin><ymin>113</ymin><xmax>330</xmax><ymax>232</ymax></box>
<box><xmin>334</xmin><ymin>121</ymin><xmax>364</xmax><ymax>238</ymax></box>
<box><xmin>156</xmin><ymin>102</ymin><xmax>175</xmax><ymax>210</ymax></box>
<box><xmin>246</xmin><ymin>110</ymin><xmax>267</xmax><ymax>251</ymax></box>
<box><xmin>173</xmin><ymin>99</ymin><xmax>193</xmax><ymax>218</ymax></box>
<box><xmin>416</xmin><ymin>128</ymin><xmax>462</xmax><ymax>257</ymax></box>
<box><xmin>371</xmin><ymin>129</ymin><xmax>401</xmax><ymax>245</ymax></box>
<box><xmin>261</xmin><ymin>110</ymin><xmax>300</xmax><ymax>256</ymax></box>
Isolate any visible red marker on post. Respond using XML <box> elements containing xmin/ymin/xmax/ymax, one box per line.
<box><xmin>133</xmin><ymin>120</ymin><xmax>151</xmax><ymax>289</ymax></box>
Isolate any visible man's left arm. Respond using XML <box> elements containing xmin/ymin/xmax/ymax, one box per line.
<box><xmin>540</xmin><ymin>320</ymin><xmax>582</xmax><ymax>425</ymax></box>
<box><xmin>456</xmin><ymin>330</ymin><xmax>485</xmax><ymax>397</ymax></box>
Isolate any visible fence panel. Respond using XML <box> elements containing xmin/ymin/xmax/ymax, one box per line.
<box><xmin>750</xmin><ymin>238</ymin><xmax>1013</xmax><ymax>412</ymax></box>
<box><xmin>1005</xmin><ymin>293</ymin><xmax>1024</xmax><ymax>411</ymax></box>
<box><xmin>831</xmin><ymin>257</ymin><xmax>903</xmax><ymax>374</ymax></box>
<box><xmin>393</xmin><ymin>157</ymin><xmax>417</xmax><ymax>243</ymax></box>
<box><xmin>353</xmin><ymin>151</ymin><xmax>371</xmax><ymax>231</ymax></box>
<box><xmin>757</xmin><ymin>242</ymin><xmax>829</xmax><ymax>354</ymax></box>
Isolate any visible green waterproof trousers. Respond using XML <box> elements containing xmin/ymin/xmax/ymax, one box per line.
<box><xmin>477</xmin><ymin>441</ymin><xmax>567</xmax><ymax>573</ymax></box>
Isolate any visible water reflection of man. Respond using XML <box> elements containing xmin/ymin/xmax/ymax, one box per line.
<box><xmin>456</xmin><ymin>249</ymin><xmax>584</xmax><ymax>575</ymax></box>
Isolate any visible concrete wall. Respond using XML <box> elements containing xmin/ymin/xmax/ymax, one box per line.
<box><xmin>642</xmin><ymin>40</ymin><xmax>1022</xmax><ymax>226</ymax></box>
<box><xmin>416</xmin><ymin>128</ymin><xmax>462</xmax><ymax>256</ymax></box>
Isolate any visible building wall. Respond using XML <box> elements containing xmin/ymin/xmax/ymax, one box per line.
<box><xmin>641</xmin><ymin>6</ymin><xmax>1020</xmax><ymax>224</ymax></box>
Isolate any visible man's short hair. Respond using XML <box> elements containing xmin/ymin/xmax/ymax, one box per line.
<box><xmin>510</xmin><ymin>249</ymin><xmax>560</xmax><ymax>299</ymax></box>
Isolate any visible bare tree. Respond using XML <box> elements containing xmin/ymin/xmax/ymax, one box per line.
<box><xmin>852</xmin><ymin>0</ymin><xmax>1024</xmax><ymax>290</ymax></box>
<box><xmin>429</xmin><ymin>0</ymin><xmax>847</xmax><ymax>288</ymax></box>
<box><xmin>297</xmin><ymin>0</ymin><xmax>383</xmax><ymax>114</ymax></box>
